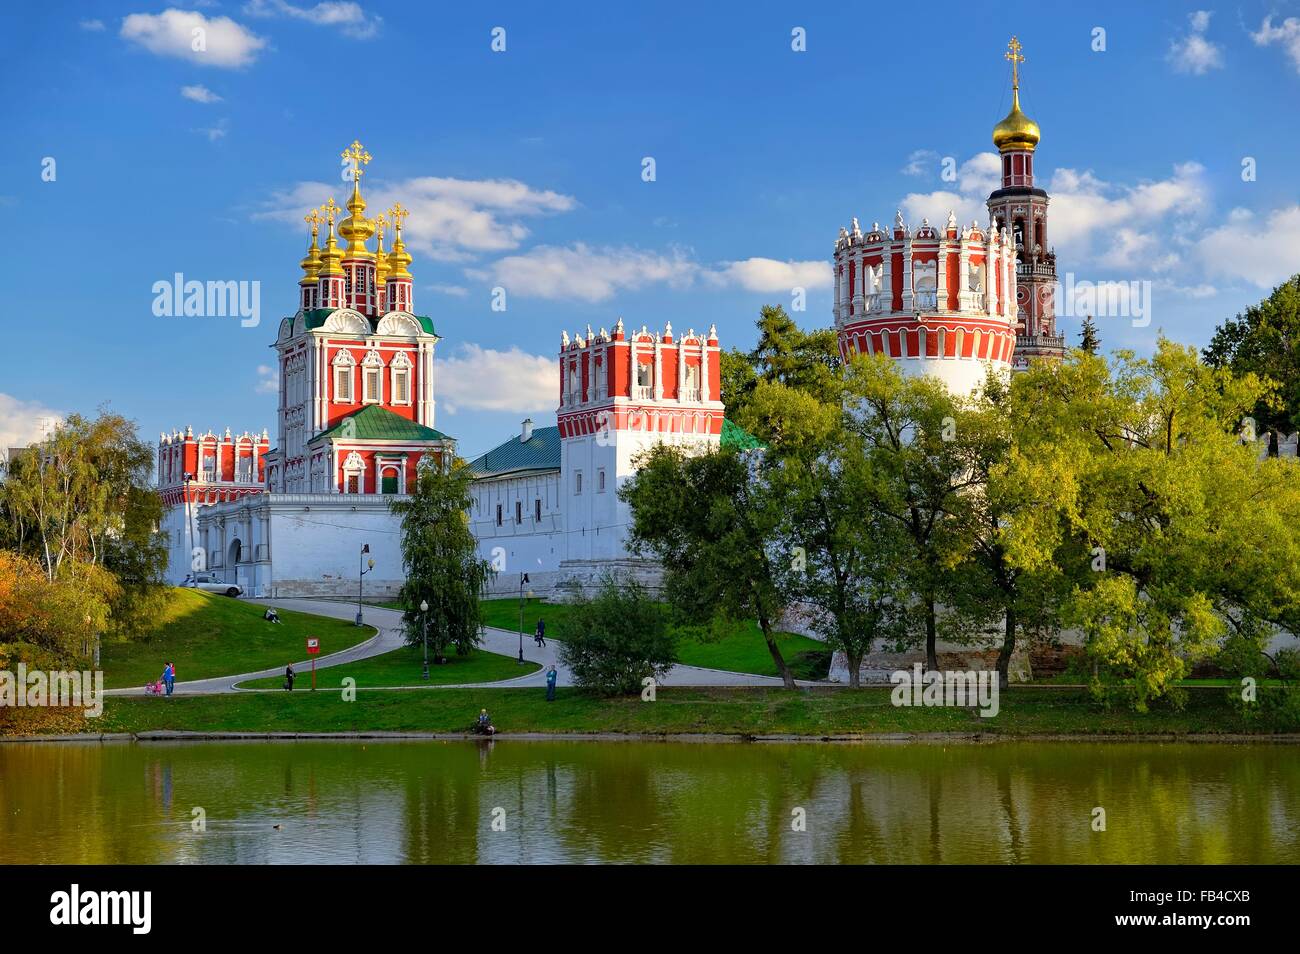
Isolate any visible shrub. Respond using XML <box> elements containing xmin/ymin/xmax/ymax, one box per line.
<box><xmin>558</xmin><ymin>576</ymin><xmax>677</xmax><ymax>695</ymax></box>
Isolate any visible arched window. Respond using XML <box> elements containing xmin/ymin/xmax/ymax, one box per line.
<box><xmin>332</xmin><ymin>350</ymin><xmax>356</xmax><ymax>404</ymax></box>
<box><xmin>362</xmin><ymin>350</ymin><xmax>384</xmax><ymax>404</ymax></box>
<box><xmin>390</xmin><ymin>351</ymin><xmax>413</xmax><ymax>405</ymax></box>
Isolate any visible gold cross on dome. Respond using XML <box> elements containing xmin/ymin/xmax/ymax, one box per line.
<box><xmin>388</xmin><ymin>202</ymin><xmax>409</xmax><ymax>232</ymax></box>
<box><xmin>321</xmin><ymin>197</ymin><xmax>340</xmax><ymax>226</ymax></box>
<box><xmin>341</xmin><ymin>140</ymin><xmax>372</xmax><ymax>182</ymax></box>
<box><xmin>304</xmin><ymin>208</ymin><xmax>322</xmax><ymax>232</ymax></box>
<box><xmin>1005</xmin><ymin>36</ymin><xmax>1024</xmax><ymax>89</ymax></box>
<box><xmin>374</xmin><ymin>212</ymin><xmax>388</xmax><ymax>240</ymax></box>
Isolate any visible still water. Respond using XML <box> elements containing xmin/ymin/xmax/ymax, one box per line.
<box><xmin>1</xmin><ymin>740</ymin><xmax>1296</xmax><ymax>864</ymax></box>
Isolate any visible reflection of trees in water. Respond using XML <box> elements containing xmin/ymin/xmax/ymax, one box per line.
<box><xmin>3</xmin><ymin>741</ymin><xmax>1300</xmax><ymax>864</ymax></box>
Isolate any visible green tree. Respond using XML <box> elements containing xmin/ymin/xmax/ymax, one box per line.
<box><xmin>1203</xmin><ymin>274</ymin><xmax>1300</xmax><ymax>450</ymax></box>
<box><xmin>721</xmin><ymin>304</ymin><xmax>843</xmax><ymax>419</ymax></box>
<box><xmin>390</xmin><ymin>458</ymin><xmax>493</xmax><ymax>661</ymax></box>
<box><xmin>841</xmin><ymin>354</ymin><xmax>972</xmax><ymax>670</ymax></box>
<box><xmin>1078</xmin><ymin>314</ymin><xmax>1101</xmax><ymax>355</ymax></box>
<box><xmin>1007</xmin><ymin>340</ymin><xmax>1300</xmax><ymax>708</ymax></box>
<box><xmin>747</xmin><ymin>380</ymin><xmax>914</xmax><ymax>687</ymax></box>
<box><xmin>622</xmin><ymin>442</ymin><xmax>799</xmax><ymax>689</ymax></box>
<box><xmin>557</xmin><ymin>576</ymin><xmax>677</xmax><ymax>695</ymax></box>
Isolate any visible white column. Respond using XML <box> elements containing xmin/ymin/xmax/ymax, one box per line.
<box><xmin>984</xmin><ymin>228</ymin><xmax>997</xmax><ymax>315</ymax></box>
<box><xmin>653</xmin><ymin>337</ymin><xmax>663</xmax><ymax>400</ymax></box>
<box><xmin>851</xmin><ymin>254</ymin><xmax>865</xmax><ymax>317</ymax></box>
<box><xmin>937</xmin><ymin>246</ymin><xmax>949</xmax><ymax>311</ymax></box>
<box><xmin>880</xmin><ymin>250</ymin><xmax>892</xmax><ymax>314</ymax></box>
<box><xmin>901</xmin><ymin>239</ymin><xmax>913</xmax><ymax>313</ymax></box>
<box><xmin>677</xmin><ymin>341</ymin><xmax>686</xmax><ymax>402</ymax></box>
<box><xmin>700</xmin><ymin>344</ymin><xmax>710</xmax><ymax>403</ymax></box>
<box><xmin>628</xmin><ymin>336</ymin><xmax>637</xmax><ymax>397</ymax></box>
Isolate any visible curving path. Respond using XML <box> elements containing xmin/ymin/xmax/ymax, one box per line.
<box><xmin>106</xmin><ymin>597</ymin><xmax>805</xmax><ymax>696</ymax></box>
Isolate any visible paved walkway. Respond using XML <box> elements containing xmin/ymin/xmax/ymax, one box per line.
<box><xmin>107</xmin><ymin>598</ymin><xmax>802</xmax><ymax>696</ymax></box>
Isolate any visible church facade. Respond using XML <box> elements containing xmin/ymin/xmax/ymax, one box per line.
<box><xmin>159</xmin><ymin>40</ymin><xmax>1066</xmax><ymax>600</ymax></box>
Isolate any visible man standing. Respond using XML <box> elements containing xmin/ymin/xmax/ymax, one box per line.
<box><xmin>534</xmin><ymin>617</ymin><xmax>546</xmax><ymax>648</ymax></box>
<box><xmin>545</xmin><ymin>664</ymin><xmax>557</xmax><ymax>702</ymax></box>
<box><xmin>285</xmin><ymin>663</ymin><xmax>295</xmax><ymax>691</ymax></box>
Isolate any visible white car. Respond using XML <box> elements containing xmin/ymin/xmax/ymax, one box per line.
<box><xmin>183</xmin><ymin>573</ymin><xmax>243</xmax><ymax>598</ymax></box>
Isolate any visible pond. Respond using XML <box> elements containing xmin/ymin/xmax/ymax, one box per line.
<box><xmin>1</xmin><ymin>740</ymin><xmax>1295</xmax><ymax>864</ymax></box>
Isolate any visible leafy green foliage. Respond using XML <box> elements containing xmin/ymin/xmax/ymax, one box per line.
<box><xmin>391</xmin><ymin>459</ymin><xmax>493</xmax><ymax>660</ymax></box>
<box><xmin>557</xmin><ymin>577</ymin><xmax>676</xmax><ymax>695</ymax></box>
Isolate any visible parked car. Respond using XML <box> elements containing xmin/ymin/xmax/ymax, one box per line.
<box><xmin>183</xmin><ymin>573</ymin><xmax>242</xmax><ymax>598</ymax></box>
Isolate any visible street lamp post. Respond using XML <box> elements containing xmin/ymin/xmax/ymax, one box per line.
<box><xmin>517</xmin><ymin>572</ymin><xmax>529</xmax><ymax>664</ymax></box>
<box><xmin>420</xmin><ymin>598</ymin><xmax>430</xmax><ymax>680</ymax></box>
<box><xmin>356</xmin><ymin>543</ymin><xmax>373</xmax><ymax>626</ymax></box>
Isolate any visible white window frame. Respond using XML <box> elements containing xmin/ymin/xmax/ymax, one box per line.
<box><xmin>597</xmin><ymin>468</ymin><xmax>606</xmax><ymax>493</ymax></box>
<box><xmin>332</xmin><ymin>351</ymin><xmax>356</xmax><ymax>404</ymax></box>
<box><xmin>574</xmin><ymin>471</ymin><xmax>583</xmax><ymax>495</ymax></box>
<box><xmin>362</xmin><ymin>350</ymin><xmax>385</xmax><ymax>405</ymax></box>
<box><xmin>390</xmin><ymin>351</ymin><xmax>413</xmax><ymax>406</ymax></box>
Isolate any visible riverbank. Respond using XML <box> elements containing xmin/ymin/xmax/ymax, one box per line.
<box><xmin>4</xmin><ymin>685</ymin><xmax>1298</xmax><ymax>739</ymax></box>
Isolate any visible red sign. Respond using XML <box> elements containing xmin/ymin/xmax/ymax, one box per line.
<box><xmin>306</xmin><ymin>637</ymin><xmax>320</xmax><ymax>655</ymax></box>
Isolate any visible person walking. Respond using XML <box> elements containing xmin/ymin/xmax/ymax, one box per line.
<box><xmin>545</xmin><ymin>664</ymin><xmax>557</xmax><ymax>702</ymax></box>
<box><xmin>534</xmin><ymin>617</ymin><xmax>546</xmax><ymax>648</ymax></box>
<box><xmin>163</xmin><ymin>662</ymin><xmax>175</xmax><ymax>696</ymax></box>
<box><xmin>284</xmin><ymin>663</ymin><xmax>295</xmax><ymax>691</ymax></box>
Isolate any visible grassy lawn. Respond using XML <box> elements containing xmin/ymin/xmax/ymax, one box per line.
<box><xmin>99</xmin><ymin>588</ymin><xmax>372</xmax><ymax>690</ymax></box>
<box><xmin>12</xmin><ymin>685</ymin><xmax>1298</xmax><ymax>737</ymax></box>
<box><xmin>236</xmin><ymin>644</ymin><xmax>539</xmax><ymax>689</ymax></box>
<box><xmin>478</xmin><ymin>597</ymin><xmax>830</xmax><ymax>679</ymax></box>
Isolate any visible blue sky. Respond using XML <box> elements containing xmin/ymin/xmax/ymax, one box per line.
<box><xmin>3</xmin><ymin>1</ymin><xmax>1300</xmax><ymax>460</ymax></box>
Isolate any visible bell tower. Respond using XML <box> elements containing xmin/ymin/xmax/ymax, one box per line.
<box><xmin>986</xmin><ymin>36</ymin><xmax>1065</xmax><ymax>368</ymax></box>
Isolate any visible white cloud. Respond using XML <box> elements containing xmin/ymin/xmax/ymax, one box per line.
<box><xmin>255</xmin><ymin>365</ymin><xmax>279</xmax><ymax>394</ymax></box>
<box><xmin>426</xmin><ymin>283</ymin><xmax>469</xmax><ymax>297</ymax></box>
<box><xmin>473</xmin><ymin>244</ymin><xmax>699</xmax><ymax>303</ymax></box>
<box><xmin>901</xmin><ymin>149</ymin><xmax>939</xmax><ymax>177</ymax></box>
<box><xmin>1047</xmin><ymin>162</ymin><xmax>1208</xmax><ymax>270</ymax></box>
<box><xmin>1252</xmin><ymin>15</ymin><xmax>1300</xmax><ymax>73</ymax></box>
<box><xmin>715</xmin><ymin>258</ymin><xmax>832</xmax><ymax>292</ymax></box>
<box><xmin>181</xmin><ymin>84</ymin><xmax>223</xmax><ymax>103</ymax></box>
<box><xmin>121</xmin><ymin>9</ymin><xmax>267</xmax><ymax>68</ymax></box>
<box><xmin>256</xmin><ymin>176</ymin><xmax>577</xmax><ymax>262</ymax></box>
<box><xmin>1168</xmin><ymin>10</ymin><xmax>1224</xmax><ymax>75</ymax></box>
<box><xmin>242</xmin><ymin>0</ymin><xmax>382</xmax><ymax>40</ymax></box>
<box><xmin>899</xmin><ymin>152</ymin><xmax>1004</xmax><ymax>230</ymax></box>
<box><xmin>1195</xmin><ymin>205</ymin><xmax>1300</xmax><ymax>287</ymax></box>
<box><xmin>79</xmin><ymin>19</ymin><xmax>105</xmax><ymax>32</ymax></box>
<box><xmin>437</xmin><ymin>345</ymin><xmax>558</xmax><ymax>414</ymax></box>
<box><xmin>0</xmin><ymin>394</ymin><xmax>63</xmax><ymax>454</ymax></box>
<box><xmin>194</xmin><ymin>118</ymin><xmax>230</xmax><ymax>142</ymax></box>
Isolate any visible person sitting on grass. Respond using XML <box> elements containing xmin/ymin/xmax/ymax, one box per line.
<box><xmin>264</xmin><ymin>607</ymin><xmax>281</xmax><ymax>624</ymax></box>
<box><xmin>475</xmin><ymin>708</ymin><xmax>495</xmax><ymax>735</ymax></box>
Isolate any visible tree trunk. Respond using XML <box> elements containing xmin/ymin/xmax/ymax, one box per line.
<box><xmin>758</xmin><ymin>610</ymin><xmax>796</xmax><ymax>690</ymax></box>
<box><xmin>925</xmin><ymin>596</ymin><xmax>938</xmax><ymax>671</ymax></box>
<box><xmin>847</xmin><ymin>650</ymin><xmax>863</xmax><ymax>689</ymax></box>
<box><xmin>996</xmin><ymin>604</ymin><xmax>1016</xmax><ymax>691</ymax></box>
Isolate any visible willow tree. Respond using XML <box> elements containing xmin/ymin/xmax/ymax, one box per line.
<box><xmin>390</xmin><ymin>457</ymin><xmax>493</xmax><ymax>661</ymax></box>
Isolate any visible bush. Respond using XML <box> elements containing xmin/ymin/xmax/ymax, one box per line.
<box><xmin>557</xmin><ymin>576</ymin><xmax>677</xmax><ymax>695</ymax></box>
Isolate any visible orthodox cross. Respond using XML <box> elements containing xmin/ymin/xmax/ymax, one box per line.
<box><xmin>1005</xmin><ymin>36</ymin><xmax>1024</xmax><ymax>91</ymax></box>
<box><xmin>341</xmin><ymin>140</ymin><xmax>372</xmax><ymax>182</ymax></box>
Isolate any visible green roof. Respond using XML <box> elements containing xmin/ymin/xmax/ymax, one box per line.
<box><xmin>467</xmin><ymin>426</ymin><xmax>561</xmax><ymax>479</ymax></box>
<box><xmin>721</xmin><ymin>418</ymin><xmax>764</xmax><ymax>450</ymax></box>
<box><xmin>314</xmin><ymin>405</ymin><xmax>452</xmax><ymax>443</ymax></box>
<box><xmin>467</xmin><ymin>419</ymin><xmax>759</xmax><ymax>480</ymax></box>
<box><xmin>299</xmin><ymin>308</ymin><xmax>437</xmax><ymax>336</ymax></box>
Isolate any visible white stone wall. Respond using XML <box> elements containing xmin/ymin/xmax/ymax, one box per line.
<box><xmin>469</xmin><ymin>470</ymin><xmax>564</xmax><ymax>578</ymax></box>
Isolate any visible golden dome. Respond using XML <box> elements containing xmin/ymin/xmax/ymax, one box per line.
<box><xmin>386</xmin><ymin>203</ymin><xmax>413</xmax><ymax>280</ymax></box>
<box><xmin>374</xmin><ymin>213</ymin><xmax>390</xmax><ymax>288</ymax></box>
<box><xmin>338</xmin><ymin>178</ymin><xmax>376</xmax><ymax>260</ymax></box>
<box><xmin>316</xmin><ymin>198</ymin><xmax>344</xmax><ymax>278</ymax></box>
<box><xmin>299</xmin><ymin>209</ymin><xmax>322</xmax><ymax>284</ymax></box>
<box><xmin>992</xmin><ymin>88</ymin><xmax>1040</xmax><ymax>153</ymax></box>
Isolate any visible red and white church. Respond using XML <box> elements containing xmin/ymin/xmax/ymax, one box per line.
<box><xmin>159</xmin><ymin>43</ymin><xmax>1066</xmax><ymax>598</ymax></box>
